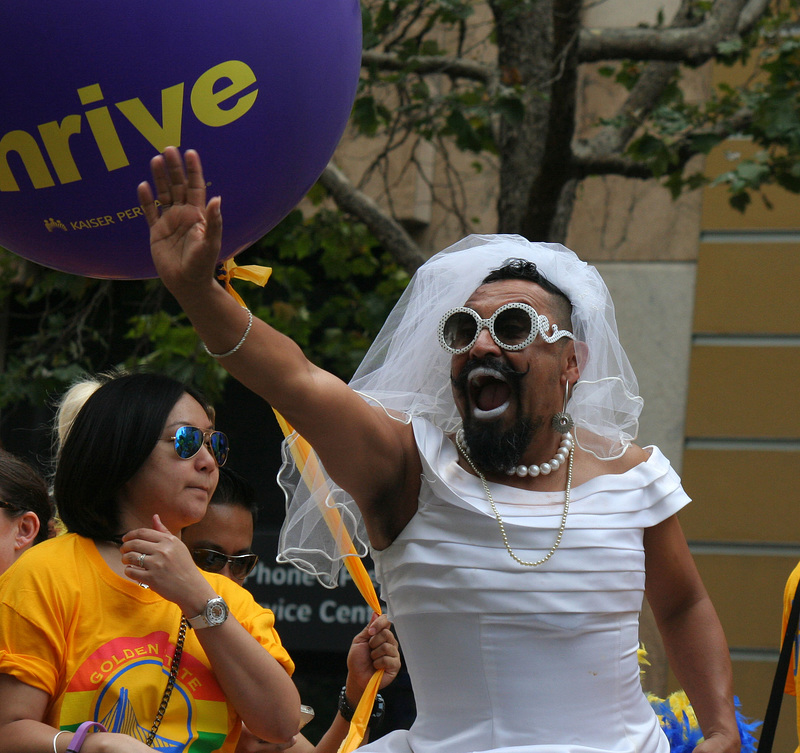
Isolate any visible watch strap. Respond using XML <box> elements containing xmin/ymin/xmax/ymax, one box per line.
<box><xmin>187</xmin><ymin>610</ymin><xmax>210</xmax><ymax>629</ymax></box>
<box><xmin>65</xmin><ymin>721</ymin><xmax>107</xmax><ymax>752</ymax></box>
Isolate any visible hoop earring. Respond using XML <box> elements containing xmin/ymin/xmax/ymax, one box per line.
<box><xmin>552</xmin><ymin>381</ymin><xmax>574</xmax><ymax>434</ymax></box>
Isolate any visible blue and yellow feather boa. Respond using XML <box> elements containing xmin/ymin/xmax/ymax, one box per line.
<box><xmin>640</xmin><ymin>646</ymin><xmax>761</xmax><ymax>752</ymax></box>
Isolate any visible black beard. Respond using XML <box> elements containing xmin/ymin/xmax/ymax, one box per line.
<box><xmin>453</xmin><ymin>356</ymin><xmax>536</xmax><ymax>474</ymax></box>
<box><xmin>462</xmin><ymin>415</ymin><xmax>537</xmax><ymax>474</ymax></box>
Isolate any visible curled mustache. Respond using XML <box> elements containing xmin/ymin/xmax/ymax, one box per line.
<box><xmin>451</xmin><ymin>356</ymin><xmax>530</xmax><ymax>393</ymax></box>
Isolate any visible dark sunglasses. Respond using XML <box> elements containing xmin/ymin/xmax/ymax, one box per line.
<box><xmin>168</xmin><ymin>426</ymin><xmax>229</xmax><ymax>467</ymax></box>
<box><xmin>438</xmin><ymin>302</ymin><xmax>575</xmax><ymax>355</ymax></box>
<box><xmin>191</xmin><ymin>547</ymin><xmax>259</xmax><ymax>579</ymax></box>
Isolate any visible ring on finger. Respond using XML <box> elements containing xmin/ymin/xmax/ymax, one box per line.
<box><xmin>137</xmin><ymin>552</ymin><xmax>147</xmax><ymax>568</ymax></box>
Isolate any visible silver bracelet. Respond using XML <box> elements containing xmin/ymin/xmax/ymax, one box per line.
<box><xmin>202</xmin><ymin>308</ymin><xmax>253</xmax><ymax>359</ymax></box>
<box><xmin>53</xmin><ymin>731</ymin><xmax>68</xmax><ymax>753</ymax></box>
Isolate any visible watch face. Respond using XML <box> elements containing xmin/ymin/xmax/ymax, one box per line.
<box><xmin>206</xmin><ymin>598</ymin><xmax>228</xmax><ymax>626</ymax></box>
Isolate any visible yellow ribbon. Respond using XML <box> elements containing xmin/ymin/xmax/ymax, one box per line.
<box><xmin>210</xmin><ymin>272</ymin><xmax>384</xmax><ymax>751</ymax></box>
<box><xmin>273</xmin><ymin>410</ymin><xmax>384</xmax><ymax>752</ymax></box>
<box><xmin>215</xmin><ymin>257</ymin><xmax>272</xmax><ymax>308</ymax></box>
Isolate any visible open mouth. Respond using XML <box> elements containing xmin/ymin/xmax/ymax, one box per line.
<box><xmin>467</xmin><ymin>367</ymin><xmax>512</xmax><ymax>419</ymax></box>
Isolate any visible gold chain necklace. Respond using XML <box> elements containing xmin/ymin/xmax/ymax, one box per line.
<box><xmin>455</xmin><ymin>432</ymin><xmax>574</xmax><ymax>567</ymax></box>
<box><xmin>145</xmin><ymin>616</ymin><xmax>187</xmax><ymax>747</ymax></box>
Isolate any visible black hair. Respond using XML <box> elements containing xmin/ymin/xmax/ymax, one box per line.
<box><xmin>482</xmin><ymin>258</ymin><xmax>573</xmax><ymax>330</ymax></box>
<box><xmin>210</xmin><ymin>466</ymin><xmax>259</xmax><ymax>526</ymax></box>
<box><xmin>0</xmin><ymin>450</ymin><xmax>51</xmax><ymax>545</ymax></box>
<box><xmin>54</xmin><ymin>372</ymin><xmax>213</xmax><ymax>541</ymax></box>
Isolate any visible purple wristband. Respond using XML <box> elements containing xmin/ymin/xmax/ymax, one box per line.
<box><xmin>65</xmin><ymin>721</ymin><xmax>107</xmax><ymax>753</ymax></box>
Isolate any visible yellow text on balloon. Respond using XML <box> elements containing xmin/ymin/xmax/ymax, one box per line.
<box><xmin>0</xmin><ymin>60</ymin><xmax>258</xmax><ymax>192</ymax></box>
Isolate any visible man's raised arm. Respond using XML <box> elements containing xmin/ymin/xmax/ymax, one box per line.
<box><xmin>138</xmin><ymin>147</ymin><xmax>419</xmax><ymax>543</ymax></box>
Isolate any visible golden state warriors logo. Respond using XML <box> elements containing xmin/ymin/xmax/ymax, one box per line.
<box><xmin>61</xmin><ymin>631</ymin><xmax>229</xmax><ymax>752</ymax></box>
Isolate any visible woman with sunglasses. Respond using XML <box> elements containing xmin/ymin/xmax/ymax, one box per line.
<box><xmin>0</xmin><ymin>372</ymin><xmax>302</xmax><ymax>753</ymax></box>
<box><xmin>183</xmin><ymin>467</ymin><xmax>401</xmax><ymax>753</ymax></box>
<box><xmin>0</xmin><ymin>449</ymin><xmax>52</xmax><ymax>576</ymax></box>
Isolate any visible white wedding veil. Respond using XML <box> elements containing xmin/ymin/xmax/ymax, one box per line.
<box><xmin>277</xmin><ymin>234</ymin><xmax>643</xmax><ymax>586</ymax></box>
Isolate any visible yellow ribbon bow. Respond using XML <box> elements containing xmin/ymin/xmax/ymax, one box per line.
<box><xmin>215</xmin><ymin>257</ymin><xmax>272</xmax><ymax>308</ymax></box>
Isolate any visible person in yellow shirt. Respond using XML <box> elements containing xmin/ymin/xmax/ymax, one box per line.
<box><xmin>0</xmin><ymin>372</ymin><xmax>301</xmax><ymax>753</ymax></box>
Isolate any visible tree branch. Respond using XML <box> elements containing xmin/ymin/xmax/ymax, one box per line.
<box><xmin>577</xmin><ymin>0</ymin><xmax>752</xmax><ymax>64</ymax></box>
<box><xmin>572</xmin><ymin>107</ymin><xmax>755</xmax><ymax>179</ymax></box>
<box><xmin>737</xmin><ymin>0</ymin><xmax>771</xmax><ymax>35</ymax></box>
<box><xmin>361</xmin><ymin>50</ymin><xmax>496</xmax><ymax>85</ymax></box>
<box><xmin>580</xmin><ymin>0</ymin><xmax>698</xmax><ymax>157</ymax></box>
<box><xmin>570</xmin><ymin>148</ymin><xmax>663</xmax><ymax>179</ymax></box>
<box><xmin>318</xmin><ymin>163</ymin><xmax>428</xmax><ymax>274</ymax></box>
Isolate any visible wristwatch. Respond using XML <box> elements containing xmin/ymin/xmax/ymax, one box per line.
<box><xmin>187</xmin><ymin>596</ymin><xmax>228</xmax><ymax>629</ymax></box>
<box><xmin>337</xmin><ymin>685</ymin><xmax>385</xmax><ymax>729</ymax></box>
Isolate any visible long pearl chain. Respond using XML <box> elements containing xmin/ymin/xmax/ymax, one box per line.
<box><xmin>455</xmin><ymin>432</ymin><xmax>574</xmax><ymax>568</ymax></box>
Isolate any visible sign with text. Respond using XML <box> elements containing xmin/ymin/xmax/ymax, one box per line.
<box><xmin>247</xmin><ymin>531</ymin><xmax>381</xmax><ymax>653</ymax></box>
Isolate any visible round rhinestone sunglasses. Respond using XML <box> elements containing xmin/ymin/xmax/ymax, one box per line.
<box><xmin>438</xmin><ymin>302</ymin><xmax>575</xmax><ymax>355</ymax></box>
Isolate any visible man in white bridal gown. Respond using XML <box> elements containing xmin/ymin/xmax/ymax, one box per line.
<box><xmin>140</xmin><ymin>147</ymin><xmax>740</xmax><ymax>753</ymax></box>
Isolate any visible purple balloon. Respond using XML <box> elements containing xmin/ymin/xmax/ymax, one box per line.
<box><xmin>0</xmin><ymin>0</ymin><xmax>362</xmax><ymax>279</ymax></box>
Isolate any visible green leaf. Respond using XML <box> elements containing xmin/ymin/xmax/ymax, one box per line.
<box><xmin>689</xmin><ymin>133</ymin><xmax>724</xmax><ymax>155</ymax></box>
<box><xmin>729</xmin><ymin>191</ymin><xmax>751</xmax><ymax>212</ymax></box>
<box><xmin>495</xmin><ymin>95</ymin><xmax>525</xmax><ymax>126</ymax></box>
<box><xmin>352</xmin><ymin>96</ymin><xmax>383</xmax><ymax>136</ymax></box>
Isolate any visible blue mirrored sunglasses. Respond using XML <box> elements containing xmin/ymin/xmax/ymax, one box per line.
<box><xmin>168</xmin><ymin>426</ymin><xmax>229</xmax><ymax>467</ymax></box>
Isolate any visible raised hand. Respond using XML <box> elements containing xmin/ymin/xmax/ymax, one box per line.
<box><xmin>137</xmin><ymin>146</ymin><xmax>222</xmax><ymax>295</ymax></box>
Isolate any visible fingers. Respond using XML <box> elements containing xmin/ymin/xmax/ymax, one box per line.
<box><xmin>205</xmin><ymin>195</ymin><xmax>223</xmax><ymax>249</ymax></box>
<box><xmin>369</xmin><ymin>635</ymin><xmax>399</xmax><ymax>661</ymax></box>
<box><xmin>119</xmin><ymin>541</ymin><xmax>159</xmax><ymax>573</ymax></box>
<box><xmin>163</xmin><ymin>146</ymin><xmax>189</xmax><ymax>205</ymax></box>
<box><xmin>121</xmin><ymin>525</ymin><xmax>175</xmax><ymax>545</ymax></box>
<box><xmin>368</xmin><ymin>613</ymin><xmax>391</xmax><ymax>634</ymax></box>
<box><xmin>151</xmin><ymin>514</ymin><xmax>171</xmax><ymax>534</ymax></box>
<box><xmin>367</xmin><ymin>616</ymin><xmax>397</xmax><ymax>649</ymax></box>
<box><xmin>119</xmin><ymin>532</ymin><xmax>205</xmax><ymax>601</ymax></box>
<box><xmin>148</xmin><ymin>149</ymin><xmax>173</xmax><ymax>207</ymax></box>
<box><xmin>368</xmin><ymin>618</ymin><xmax>400</xmax><ymax>679</ymax></box>
<box><xmin>139</xmin><ymin>147</ymin><xmax>208</xmax><ymax>219</ymax></box>
<box><xmin>184</xmin><ymin>149</ymin><xmax>208</xmax><ymax>208</ymax></box>
<box><xmin>158</xmin><ymin>147</ymin><xmax>207</xmax><ymax>209</ymax></box>
<box><xmin>119</xmin><ymin>525</ymin><xmax>182</xmax><ymax>576</ymax></box>
<box><xmin>369</xmin><ymin>626</ymin><xmax>400</xmax><ymax>672</ymax></box>
<box><xmin>137</xmin><ymin>181</ymin><xmax>159</xmax><ymax>227</ymax></box>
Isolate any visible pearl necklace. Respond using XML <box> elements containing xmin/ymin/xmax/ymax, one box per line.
<box><xmin>455</xmin><ymin>431</ymin><xmax>574</xmax><ymax>568</ymax></box>
<box><xmin>505</xmin><ymin>433</ymin><xmax>573</xmax><ymax>478</ymax></box>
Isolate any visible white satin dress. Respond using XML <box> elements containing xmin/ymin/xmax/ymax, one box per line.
<box><xmin>364</xmin><ymin>417</ymin><xmax>690</xmax><ymax>753</ymax></box>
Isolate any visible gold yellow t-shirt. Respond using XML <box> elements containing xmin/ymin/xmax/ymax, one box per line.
<box><xmin>0</xmin><ymin>533</ymin><xmax>294</xmax><ymax>752</ymax></box>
